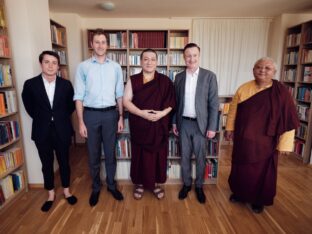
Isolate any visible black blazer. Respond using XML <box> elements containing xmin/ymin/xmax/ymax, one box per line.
<box><xmin>22</xmin><ymin>75</ymin><xmax>75</xmax><ymax>145</ymax></box>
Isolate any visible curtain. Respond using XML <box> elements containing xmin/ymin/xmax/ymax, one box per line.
<box><xmin>192</xmin><ymin>18</ymin><xmax>271</xmax><ymax>95</ymax></box>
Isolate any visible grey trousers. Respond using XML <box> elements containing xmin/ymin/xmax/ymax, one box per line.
<box><xmin>84</xmin><ymin>109</ymin><xmax>118</xmax><ymax>192</ymax></box>
<box><xmin>179</xmin><ymin>118</ymin><xmax>207</xmax><ymax>187</ymax></box>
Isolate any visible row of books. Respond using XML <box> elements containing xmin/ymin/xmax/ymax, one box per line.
<box><xmin>116</xmin><ymin>136</ymin><xmax>131</xmax><ymax>158</ymax></box>
<box><xmin>107</xmin><ymin>51</ymin><xmax>127</xmax><ymax>65</ymax></box>
<box><xmin>303</xmin><ymin>66</ymin><xmax>312</xmax><ymax>82</ymax></box>
<box><xmin>286</xmin><ymin>33</ymin><xmax>301</xmax><ymax>47</ymax></box>
<box><xmin>167</xmin><ymin>159</ymin><xmax>218</xmax><ymax>179</ymax></box>
<box><xmin>121</xmin><ymin>68</ymin><xmax>127</xmax><ymax>82</ymax></box>
<box><xmin>0</xmin><ymin>90</ymin><xmax>17</xmax><ymax>115</ymax></box>
<box><xmin>50</xmin><ymin>25</ymin><xmax>66</xmax><ymax>46</ymax></box>
<box><xmin>52</xmin><ymin>49</ymin><xmax>67</xmax><ymax>65</ymax></box>
<box><xmin>304</xmin><ymin>28</ymin><xmax>312</xmax><ymax>44</ymax></box>
<box><xmin>0</xmin><ymin>147</ymin><xmax>23</xmax><ymax>175</ymax></box>
<box><xmin>302</xmin><ymin>49</ymin><xmax>312</xmax><ymax>63</ymax></box>
<box><xmin>128</xmin><ymin>52</ymin><xmax>168</xmax><ymax>66</ymax></box>
<box><xmin>169</xmin><ymin>36</ymin><xmax>188</xmax><ymax>49</ymax></box>
<box><xmin>0</xmin><ymin>170</ymin><xmax>24</xmax><ymax>205</ymax></box>
<box><xmin>129</xmin><ymin>31</ymin><xmax>167</xmax><ymax>49</ymax></box>
<box><xmin>294</xmin><ymin>140</ymin><xmax>305</xmax><ymax>157</ymax></box>
<box><xmin>297</xmin><ymin>87</ymin><xmax>311</xmax><ymax>102</ymax></box>
<box><xmin>107</xmin><ymin>32</ymin><xmax>127</xmax><ymax>49</ymax></box>
<box><xmin>0</xmin><ymin>64</ymin><xmax>12</xmax><ymax>87</ymax></box>
<box><xmin>0</xmin><ymin>35</ymin><xmax>10</xmax><ymax>57</ymax></box>
<box><xmin>283</xmin><ymin>68</ymin><xmax>296</xmax><ymax>82</ymax></box>
<box><xmin>57</xmin><ymin>67</ymin><xmax>69</xmax><ymax>79</ymax></box>
<box><xmin>168</xmin><ymin>68</ymin><xmax>183</xmax><ymax>81</ymax></box>
<box><xmin>296</xmin><ymin>123</ymin><xmax>308</xmax><ymax>140</ymax></box>
<box><xmin>284</xmin><ymin>51</ymin><xmax>298</xmax><ymax>65</ymax></box>
<box><xmin>100</xmin><ymin>158</ymin><xmax>218</xmax><ymax>181</ymax></box>
<box><xmin>168</xmin><ymin>136</ymin><xmax>219</xmax><ymax>157</ymax></box>
<box><xmin>297</xmin><ymin>104</ymin><xmax>310</xmax><ymax>122</ymax></box>
<box><xmin>0</xmin><ymin>121</ymin><xmax>19</xmax><ymax>145</ymax></box>
<box><xmin>170</xmin><ymin>52</ymin><xmax>185</xmax><ymax>66</ymax></box>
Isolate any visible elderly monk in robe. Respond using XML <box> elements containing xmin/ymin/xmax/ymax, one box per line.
<box><xmin>225</xmin><ymin>57</ymin><xmax>299</xmax><ymax>214</ymax></box>
<box><xmin>123</xmin><ymin>49</ymin><xmax>175</xmax><ymax>200</ymax></box>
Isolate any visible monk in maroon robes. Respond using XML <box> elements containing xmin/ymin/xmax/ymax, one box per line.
<box><xmin>123</xmin><ymin>49</ymin><xmax>175</xmax><ymax>199</ymax></box>
<box><xmin>225</xmin><ymin>57</ymin><xmax>299</xmax><ymax>213</ymax></box>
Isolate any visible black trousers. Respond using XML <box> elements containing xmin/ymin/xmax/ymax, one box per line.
<box><xmin>35</xmin><ymin>122</ymin><xmax>71</xmax><ymax>190</ymax></box>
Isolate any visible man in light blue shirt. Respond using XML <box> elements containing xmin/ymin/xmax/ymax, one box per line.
<box><xmin>74</xmin><ymin>29</ymin><xmax>124</xmax><ymax>206</ymax></box>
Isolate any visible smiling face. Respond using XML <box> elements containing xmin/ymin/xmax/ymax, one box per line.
<box><xmin>40</xmin><ymin>54</ymin><xmax>59</xmax><ymax>79</ymax></box>
<box><xmin>91</xmin><ymin>34</ymin><xmax>108</xmax><ymax>57</ymax></box>
<box><xmin>253</xmin><ymin>59</ymin><xmax>276</xmax><ymax>85</ymax></box>
<box><xmin>141</xmin><ymin>51</ymin><xmax>157</xmax><ymax>74</ymax></box>
<box><xmin>184</xmin><ymin>46</ymin><xmax>200</xmax><ymax>72</ymax></box>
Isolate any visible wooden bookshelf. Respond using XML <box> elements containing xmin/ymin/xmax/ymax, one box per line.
<box><xmin>87</xmin><ymin>29</ymin><xmax>189</xmax><ymax>82</ymax></box>
<box><xmin>0</xmin><ymin>0</ymin><xmax>27</xmax><ymax>210</ymax></box>
<box><xmin>50</xmin><ymin>19</ymin><xmax>69</xmax><ymax>79</ymax></box>
<box><xmin>281</xmin><ymin>20</ymin><xmax>312</xmax><ymax>163</ymax></box>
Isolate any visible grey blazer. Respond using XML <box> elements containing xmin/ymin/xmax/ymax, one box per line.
<box><xmin>173</xmin><ymin>67</ymin><xmax>219</xmax><ymax>136</ymax></box>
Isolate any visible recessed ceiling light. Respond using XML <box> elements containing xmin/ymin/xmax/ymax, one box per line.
<box><xmin>99</xmin><ymin>2</ymin><xmax>115</xmax><ymax>11</ymax></box>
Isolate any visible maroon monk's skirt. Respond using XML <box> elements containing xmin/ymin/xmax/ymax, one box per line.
<box><xmin>228</xmin><ymin>152</ymin><xmax>278</xmax><ymax>206</ymax></box>
<box><xmin>130</xmin><ymin>143</ymin><xmax>168</xmax><ymax>190</ymax></box>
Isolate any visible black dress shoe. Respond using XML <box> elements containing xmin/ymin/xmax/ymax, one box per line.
<box><xmin>41</xmin><ymin>200</ymin><xmax>54</xmax><ymax>212</ymax></box>
<box><xmin>251</xmin><ymin>204</ymin><xmax>264</xmax><ymax>214</ymax></box>
<box><xmin>66</xmin><ymin>195</ymin><xmax>78</xmax><ymax>205</ymax></box>
<box><xmin>229</xmin><ymin>194</ymin><xmax>241</xmax><ymax>203</ymax></box>
<box><xmin>178</xmin><ymin>185</ymin><xmax>191</xmax><ymax>200</ymax></box>
<box><xmin>89</xmin><ymin>191</ymin><xmax>100</xmax><ymax>207</ymax></box>
<box><xmin>107</xmin><ymin>188</ymin><xmax>124</xmax><ymax>201</ymax></box>
<box><xmin>195</xmin><ymin>187</ymin><xmax>206</xmax><ymax>204</ymax></box>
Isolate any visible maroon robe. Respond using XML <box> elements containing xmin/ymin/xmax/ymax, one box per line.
<box><xmin>129</xmin><ymin>71</ymin><xmax>175</xmax><ymax>190</ymax></box>
<box><xmin>229</xmin><ymin>80</ymin><xmax>299</xmax><ymax>206</ymax></box>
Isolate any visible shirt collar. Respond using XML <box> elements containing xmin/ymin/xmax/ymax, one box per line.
<box><xmin>186</xmin><ymin>67</ymin><xmax>199</xmax><ymax>76</ymax></box>
<box><xmin>91</xmin><ymin>55</ymin><xmax>110</xmax><ymax>64</ymax></box>
<box><xmin>41</xmin><ymin>74</ymin><xmax>56</xmax><ymax>84</ymax></box>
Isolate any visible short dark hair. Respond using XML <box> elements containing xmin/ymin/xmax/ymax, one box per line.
<box><xmin>140</xmin><ymin>48</ymin><xmax>158</xmax><ymax>60</ymax></box>
<box><xmin>39</xmin><ymin>50</ymin><xmax>60</xmax><ymax>65</ymax></box>
<box><xmin>91</xmin><ymin>28</ymin><xmax>109</xmax><ymax>45</ymax></box>
<box><xmin>183</xmin><ymin>43</ymin><xmax>200</xmax><ymax>53</ymax></box>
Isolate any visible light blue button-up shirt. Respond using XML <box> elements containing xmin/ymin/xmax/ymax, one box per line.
<box><xmin>74</xmin><ymin>56</ymin><xmax>124</xmax><ymax>108</ymax></box>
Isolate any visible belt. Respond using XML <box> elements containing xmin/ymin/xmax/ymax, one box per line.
<box><xmin>84</xmin><ymin>106</ymin><xmax>116</xmax><ymax>112</ymax></box>
<box><xmin>182</xmin><ymin>116</ymin><xmax>197</xmax><ymax>121</ymax></box>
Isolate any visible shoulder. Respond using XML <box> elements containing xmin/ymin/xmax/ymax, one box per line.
<box><xmin>24</xmin><ymin>75</ymin><xmax>41</xmax><ymax>85</ymax></box>
<box><xmin>107</xmin><ymin>59</ymin><xmax>121</xmax><ymax>69</ymax></box>
<box><xmin>236</xmin><ymin>80</ymin><xmax>255</xmax><ymax>94</ymax></box>
<box><xmin>199</xmin><ymin>67</ymin><xmax>216</xmax><ymax>78</ymax></box>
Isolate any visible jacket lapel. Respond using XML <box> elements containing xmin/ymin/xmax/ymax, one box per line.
<box><xmin>180</xmin><ymin>71</ymin><xmax>186</xmax><ymax>111</ymax></box>
<box><xmin>37</xmin><ymin>75</ymin><xmax>52</xmax><ymax>109</ymax></box>
<box><xmin>52</xmin><ymin>77</ymin><xmax>62</xmax><ymax>110</ymax></box>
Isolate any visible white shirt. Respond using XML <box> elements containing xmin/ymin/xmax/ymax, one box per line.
<box><xmin>183</xmin><ymin>67</ymin><xmax>199</xmax><ymax>118</ymax></box>
<box><xmin>42</xmin><ymin>75</ymin><xmax>56</xmax><ymax>108</ymax></box>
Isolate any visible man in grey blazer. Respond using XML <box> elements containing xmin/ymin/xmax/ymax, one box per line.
<box><xmin>172</xmin><ymin>43</ymin><xmax>219</xmax><ymax>204</ymax></box>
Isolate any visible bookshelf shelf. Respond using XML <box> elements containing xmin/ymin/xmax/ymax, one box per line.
<box><xmin>281</xmin><ymin>20</ymin><xmax>312</xmax><ymax>163</ymax></box>
<box><xmin>87</xmin><ymin>29</ymin><xmax>189</xmax><ymax>81</ymax></box>
<box><xmin>50</xmin><ymin>19</ymin><xmax>70</xmax><ymax>80</ymax></box>
<box><xmin>0</xmin><ymin>0</ymin><xmax>27</xmax><ymax>209</ymax></box>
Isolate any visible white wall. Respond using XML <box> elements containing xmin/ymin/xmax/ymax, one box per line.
<box><xmin>5</xmin><ymin>0</ymin><xmax>52</xmax><ymax>185</ymax></box>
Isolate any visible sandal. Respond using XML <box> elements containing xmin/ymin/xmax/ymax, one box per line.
<box><xmin>133</xmin><ymin>184</ymin><xmax>144</xmax><ymax>200</ymax></box>
<box><xmin>153</xmin><ymin>186</ymin><xmax>165</xmax><ymax>200</ymax></box>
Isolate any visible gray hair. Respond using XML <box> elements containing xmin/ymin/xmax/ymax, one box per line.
<box><xmin>254</xmin><ymin>57</ymin><xmax>277</xmax><ymax>71</ymax></box>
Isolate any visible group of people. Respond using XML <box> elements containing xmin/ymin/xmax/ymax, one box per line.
<box><xmin>22</xmin><ymin>28</ymin><xmax>299</xmax><ymax>214</ymax></box>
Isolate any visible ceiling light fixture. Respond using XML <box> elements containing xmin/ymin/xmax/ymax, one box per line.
<box><xmin>99</xmin><ymin>2</ymin><xmax>115</xmax><ymax>11</ymax></box>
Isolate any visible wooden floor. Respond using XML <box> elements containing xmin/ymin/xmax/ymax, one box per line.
<box><xmin>0</xmin><ymin>144</ymin><xmax>312</xmax><ymax>234</ymax></box>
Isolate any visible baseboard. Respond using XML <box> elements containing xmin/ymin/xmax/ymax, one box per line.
<box><xmin>28</xmin><ymin>183</ymin><xmax>44</xmax><ymax>189</ymax></box>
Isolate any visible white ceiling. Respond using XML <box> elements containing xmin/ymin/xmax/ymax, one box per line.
<box><xmin>49</xmin><ymin>0</ymin><xmax>312</xmax><ymax>18</ymax></box>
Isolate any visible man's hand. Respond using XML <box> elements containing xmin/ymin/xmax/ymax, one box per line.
<box><xmin>172</xmin><ymin>124</ymin><xmax>179</xmax><ymax>136</ymax></box>
<box><xmin>206</xmin><ymin>130</ymin><xmax>216</xmax><ymax>139</ymax></box>
<box><xmin>79</xmin><ymin>121</ymin><xmax>88</xmax><ymax>138</ymax></box>
<box><xmin>224</xmin><ymin>131</ymin><xmax>234</xmax><ymax>141</ymax></box>
<box><xmin>117</xmin><ymin>116</ymin><xmax>124</xmax><ymax>133</ymax></box>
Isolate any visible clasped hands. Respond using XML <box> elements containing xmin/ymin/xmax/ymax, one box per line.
<box><xmin>141</xmin><ymin>109</ymin><xmax>164</xmax><ymax>122</ymax></box>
